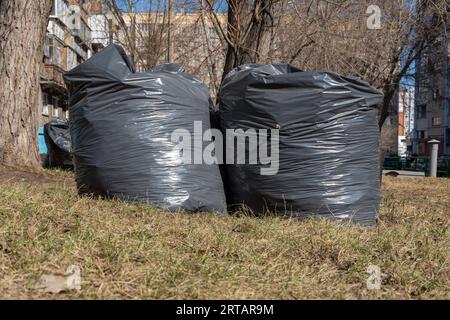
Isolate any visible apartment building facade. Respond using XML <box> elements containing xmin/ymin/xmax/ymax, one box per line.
<box><xmin>38</xmin><ymin>0</ymin><xmax>118</xmax><ymax>154</ymax></box>
<box><xmin>39</xmin><ymin>0</ymin><xmax>91</xmax><ymax>127</ymax></box>
<box><xmin>89</xmin><ymin>1</ymin><xmax>120</xmax><ymax>53</ymax></box>
<box><xmin>39</xmin><ymin>0</ymin><xmax>118</xmax><ymax>127</ymax></box>
<box><xmin>413</xmin><ymin>13</ymin><xmax>450</xmax><ymax>156</ymax></box>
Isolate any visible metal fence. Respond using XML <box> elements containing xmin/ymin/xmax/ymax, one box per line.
<box><xmin>383</xmin><ymin>156</ymin><xmax>450</xmax><ymax>177</ymax></box>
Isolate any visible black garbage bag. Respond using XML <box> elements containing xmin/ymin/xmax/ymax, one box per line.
<box><xmin>44</xmin><ymin>119</ymin><xmax>72</xmax><ymax>169</ymax></box>
<box><xmin>219</xmin><ymin>64</ymin><xmax>384</xmax><ymax>226</ymax></box>
<box><xmin>64</xmin><ymin>44</ymin><xmax>226</xmax><ymax>213</ymax></box>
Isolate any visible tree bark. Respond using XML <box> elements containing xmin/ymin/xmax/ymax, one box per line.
<box><xmin>222</xmin><ymin>0</ymin><xmax>274</xmax><ymax>82</ymax></box>
<box><xmin>0</xmin><ymin>0</ymin><xmax>52</xmax><ymax>167</ymax></box>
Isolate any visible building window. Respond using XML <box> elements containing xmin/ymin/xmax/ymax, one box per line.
<box><xmin>417</xmin><ymin>104</ymin><xmax>426</xmax><ymax>119</ymax></box>
<box><xmin>65</xmin><ymin>110</ymin><xmax>69</xmax><ymax>119</ymax></box>
<box><xmin>52</xmin><ymin>97</ymin><xmax>60</xmax><ymax>117</ymax></box>
<box><xmin>53</xmin><ymin>39</ymin><xmax>64</xmax><ymax>68</ymax></box>
<box><xmin>417</xmin><ymin>130</ymin><xmax>426</xmax><ymax>139</ymax></box>
<box><xmin>42</xmin><ymin>92</ymin><xmax>49</xmax><ymax>116</ymax></box>
<box><xmin>50</xmin><ymin>0</ymin><xmax>57</xmax><ymax>16</ymax></box>
<box><xmin>52</xmin><ymin>0</ymin><xmax>68</xmax><ymax>17</ymax></box>
<box><xmin>66</xmin><ymin>47</ymin><xmax>77</xmax><ymax>70</ymax></box>
<box><xmin>45</xmin><ymin>36</ymin><xmax>65</xmax><ymax>69</ymax></box>
<box><xmin>44</xmin><ymin>35</ymin><xmax>52</xmax><ymax>59</ymax></box>
<box><xmin>433</xmin><ymin>89</ymin><xmax>440</xmax><ymax>100</ymax></box>
<box><xmin>432</xmin><ymin>117</ymin><xmax>442</xmax><ymax>126</ymax></box>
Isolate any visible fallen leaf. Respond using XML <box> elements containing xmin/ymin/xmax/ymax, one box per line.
<box><xmin>27</xmin><ymin>226</ymin><xmax>38</xmax><ymax>238</ymax></box>
<box><xmin>35</xmin><ymin>265</ymin><xmax>81</xmax><ymax>294</ymax></box>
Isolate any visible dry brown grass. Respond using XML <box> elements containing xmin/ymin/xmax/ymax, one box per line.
<box><xmin>0</xmin><ymin>168</ymin><xmax>449</xmax><ymax>299</ymax></box>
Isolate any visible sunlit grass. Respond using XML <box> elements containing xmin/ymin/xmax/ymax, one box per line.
<box><xmin>0</xmin><ymin>169</ymin><xmax>448</xmax><ymax>299</ymax></box>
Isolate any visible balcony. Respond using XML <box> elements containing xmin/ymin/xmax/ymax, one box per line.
<box><xmin>71</xmin><ymin>17</ymin><xmax>91</xmax><ymax>49</ymax></box>
<box><xmin>47</xmin><ymin>19</ymin><xmax>66</xmax><ymax>42</ymax></box>
<box><xmin>72</xmin><ymin>26</ymin><xmax>91</xmax><ymax>46</ymax></box>
<box><xmin>40</xmin><ymin>64</ymin><xmax>67</xmax><ymax>96</ymax></box>
<box><xmin>72</xmin><ymin>41</ymin><xmax>89</xmax><ymax>60</ymax></box>
<box><xmin>89</xmin><ymin>15</ymin><xmax>111</xmax><ymax>48</ymax></box>
<box><xmin>49</xmin><ymin>0</ymin><xmax>69</xmax><ymax>24</ymax></box>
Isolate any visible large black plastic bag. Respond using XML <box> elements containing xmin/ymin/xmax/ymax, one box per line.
<box><xmin>64</xmin><ymin>44</ymin><xmax>226</xmax><ymax>213</ymax></box>
<box><xmin>219</xmin><ymin>64</ymin><xmax>383</xmax><ymax>226</ymax></box>
<box><xmin>44</xmin><ymin>119</ymin><xmax>72</xmax><ymax>169</ymax></box>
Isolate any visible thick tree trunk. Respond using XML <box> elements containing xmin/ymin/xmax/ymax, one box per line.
<box><xmin>222</xmin><ymin>0</ymin><xmax>274</xmax><ymax>82</ymax></box>
<box><xmin>0</xmin><ymin>0</ymin><xmax>52</xmax><ymax>167</ymax></box>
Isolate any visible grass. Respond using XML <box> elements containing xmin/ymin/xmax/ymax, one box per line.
<box><xmin>0</xmin><ymin>168</ymin><xmax>448</xmax><ymax>299</ymax></box>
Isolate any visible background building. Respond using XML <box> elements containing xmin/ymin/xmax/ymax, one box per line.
<box><xmin>39</xmin><ymin>0</ymin><xmax>119</xmax><ymax>126</ymax></box>
<box><xmin>413</xmin><ymin>11</ymin><xmax>450</xmax><ymax>156</ymax></box>
<box><xmin>38</xmin><ymin>0</ymin><xmax>118</xmax><ymax>154</ymax></box>
<box><xmin>398</xmin><ymin>88</ymin><xmax>415</xmax><ymax>157</ymax></box>
<box><xmin>89</xmin><ymin>0</ymin><xmax>120</xmax><ymax>53</ymax></box>
<box><xmin>40</xmin><ymin>0</ymin><xmax>90</xmax><ymax>127</ymax></box>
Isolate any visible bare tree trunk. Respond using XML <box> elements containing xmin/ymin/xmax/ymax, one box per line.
<box><xmin>0</xmin><ymin>0</ymin><xmax>52</xmax><ymax>167</ymax></box>
<box><xmin>166</xmin><ymin>0</ymin><xmax>173</xmax><ymax>63</ymax></box>
<box><xmin>129</xmin><ymin>13</ymin><xmax>137</xmax><ymax>67</ymax></box>
<box><xmin>200</xmin><ymin>0</ymin><xmax>220</xmax><ymax>97</ymax></box>
<box><xmin>222</xmin><ymin>0</ymin><xmax>274</xmax><ymax>81</ymax></box>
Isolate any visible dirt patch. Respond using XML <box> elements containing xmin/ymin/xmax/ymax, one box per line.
<box><xmin>0</xmin><ymin>165</ymin><xmax>73</xmax><ymax>185</ymax></box>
